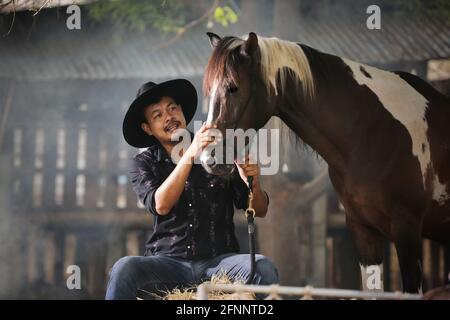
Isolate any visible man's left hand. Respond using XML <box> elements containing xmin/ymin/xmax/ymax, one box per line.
<box><xmin>235</xmin><ymin>154</ymin><xmax>260</xmax><ymax>189</ymax></box>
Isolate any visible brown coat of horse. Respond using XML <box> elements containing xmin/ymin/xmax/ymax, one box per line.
<box><xmin>201</xmin><ymin>32</ymin><xmax>450</xmax><ymax>293</ymax></box>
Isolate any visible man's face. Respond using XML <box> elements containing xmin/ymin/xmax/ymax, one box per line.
<box><xmin>141</xmin><ymin>96</ymin><xmax>187</xmax><ymax>145</ymax></box>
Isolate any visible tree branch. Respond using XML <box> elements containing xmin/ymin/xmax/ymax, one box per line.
<box><xmin>32</xmin><ymin>0</ymin><xmax>51</xmax><ymax>16</ymax></box>
<box><xmin>155</xmin><ymin>0</ymin><xmax>220</xmax><ymax>51</ymax></box>
<box><xmin>2</xmin><ymin>0</ymin><xmax>15</xmax><ymax>36</ymax></box>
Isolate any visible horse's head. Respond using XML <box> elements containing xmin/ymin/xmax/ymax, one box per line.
<box><xmin>201</xmin><ymin>32</ymin><xmax>277</xmax><ymax>176</ymax></box>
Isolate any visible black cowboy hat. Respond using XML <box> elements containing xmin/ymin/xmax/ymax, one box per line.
<box><xmin>122</xmin><ymin>79</ymin><xmax>197</xmax><ymax>148</ymax></box>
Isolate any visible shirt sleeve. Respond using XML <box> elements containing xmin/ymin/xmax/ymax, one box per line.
<box><xmin>128</xmin><ymin>155</ymin><xmax>162</xmax><ymax>216</ymax></box>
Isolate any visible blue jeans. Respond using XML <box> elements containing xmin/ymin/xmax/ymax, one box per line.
<box><xmin>105</xmin><ymin>253</ymin><xmax>279</xmax><ymax>300</ymax></box>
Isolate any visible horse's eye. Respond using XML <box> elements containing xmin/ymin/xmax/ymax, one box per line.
<box><xmin>226</xmin><ymin>85</ymin><xmax>238</xmax><ymax>94</ymax></box>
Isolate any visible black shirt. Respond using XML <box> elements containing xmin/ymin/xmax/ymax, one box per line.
<box><xmin>128</xmin><ymin>139</ymin><xmax>261</xmax><ymax>260</ymax></box>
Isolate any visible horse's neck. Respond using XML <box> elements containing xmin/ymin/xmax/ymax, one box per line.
<box><xmin>276</xmin><ymin>46</ymin><xmax>358</xmax><ymax>173</ymax></box>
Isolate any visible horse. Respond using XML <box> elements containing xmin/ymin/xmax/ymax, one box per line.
<box><xmin>200</xmin><ymin>32</ymin><xmax>450</xmax><ymax>294</ymax></box>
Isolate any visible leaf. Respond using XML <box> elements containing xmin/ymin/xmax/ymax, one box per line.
<box><xmin>223</xmin><ymin>6</ymin><xmax>238</xmax><ymax>24</ymax></box>
<box><xmin>214</xmin><ymin>7</ymin><xmax>225</xmax><ymax>21</ymax></box>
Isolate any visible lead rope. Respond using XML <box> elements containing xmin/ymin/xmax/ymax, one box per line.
<box><xmin>245</xmin><ymin>175</ymin><xmax>256</xmax><ymax>285</ymax></box>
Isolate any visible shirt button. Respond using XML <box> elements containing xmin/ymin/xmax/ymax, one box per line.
<box><xmin>189</xmin><ymin>224</ymin><xmax>193</xmax><ymax>227</ymax></box>
<box><xmin>210</xmin><ymin>183</ymin><xmax>214</xmax><ymax>187</ymax></box>
<box><xmin>187</xmin><ymin>245</ymin><xmax>191</xmax><ymax>249</ymax></box>
<box><xmin>188</xmin><ymin>203</ymin><xmax>192</xmax><ymax>207</ymax></box>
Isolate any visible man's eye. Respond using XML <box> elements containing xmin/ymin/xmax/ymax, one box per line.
<box><xmin>154</xmin><ymin>113</ymin><xmax>161</xmax><ymax>118</ymax></box>
<box><xmin>226</xmin><ymin>85</ymin><xmax>238</xmax><ymax>94</ymax></box>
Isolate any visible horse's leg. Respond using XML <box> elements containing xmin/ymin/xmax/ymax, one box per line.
<box><xmin>347</xmin><ymin>220</ymin><xmax>385</xmax><ymax>291</ymax></box>
<box><xmin>391</xmin><ymin>205</ymin><xmax>423</xmax><ymax>293</ymax></box>
<box><xmin>445</xmin><ymin>243</ymin><xmax>450</xmax><ymax>284</ymax></box>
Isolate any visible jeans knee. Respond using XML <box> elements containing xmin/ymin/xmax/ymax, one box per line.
<box><xmin>109</xmin><ymin>256</ymin><xmax>140</xmax><ymax>282</ymax></box>
<box><xmin>255</xmin><ymin>256</ymin><xmax>279</xmax><ymax>285</ymax></box>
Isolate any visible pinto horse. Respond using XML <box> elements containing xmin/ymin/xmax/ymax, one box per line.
<box><xmin>200</xmin><ymin>32</ymin><xmax>450</xmax><ymax>293</ymax></box>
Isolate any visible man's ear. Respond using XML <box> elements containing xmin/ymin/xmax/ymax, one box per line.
<box><xmin>141</xmin><ymin>122</ymin><xmax>152</xmax><ymax>135</ymax></box>
<box><xmin>206</xmin><ymin>32</ymin><xmax>221</xmax><ymax>49</ymax></box>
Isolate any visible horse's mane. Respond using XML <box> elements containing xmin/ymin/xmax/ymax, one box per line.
<box><xmin>257</xmin><ymin>36</ymin><xmax>315</xmax><ymax>100</ymax></box>
<box><xmin>203</xmin><ymin>35</ymin><xmax>315</xmax><ymax>101</ymax></box>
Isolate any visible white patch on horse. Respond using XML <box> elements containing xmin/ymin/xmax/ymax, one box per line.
<box><xmin>360</xmin><ymin>263</ymin><xmax>384</xmax><ymax>291</ymax></box>
<box><xmin>344</xmin><ymin>59</ymin><xmax>438</xmax><ymax>191</ymax></box>
<box><xmin>432</xmin><ymin>174</ymin><xmax>450</xmax><ymax>205</ymax></box>
<box><xmin>206</xmin><ymin>81</ymin><xmax>218</xmax><ymax>125</ymax></box>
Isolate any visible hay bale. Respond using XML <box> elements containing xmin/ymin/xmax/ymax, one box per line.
<box><xmin>158</xmin><ymin>274</ymin><xmax>256</xmax><ymax>300</ymax></box>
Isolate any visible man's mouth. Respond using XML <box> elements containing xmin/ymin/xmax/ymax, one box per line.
<box><xmin>165</xmin><ymin>121</ymin><xmax>181</xmax><ymax>133</ymax></box>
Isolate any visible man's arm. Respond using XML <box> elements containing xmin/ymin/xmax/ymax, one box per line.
<box><xmin>153</xmin><ymin>151</ymin><xmax>193</xmax><ymax>215</ymax></box>
<box><xmin>154</xmin><ymin>123</ymin><xmax>216</xmax><ymax>215</ymax></box>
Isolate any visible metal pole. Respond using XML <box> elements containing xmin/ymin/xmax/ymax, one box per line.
<box><xmin>195</xmin><ymin>283</ymin><xmax>422</xmax><ymax>300</ymax></box>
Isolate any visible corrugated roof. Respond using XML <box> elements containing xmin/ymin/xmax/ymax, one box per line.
<box><xmin>1</xmin><ymin>13</ymin><xmax>449</xmax><ymax>80</ymax></box>
<box><xmin>298</xmin><ymin>14</ymin><xmax>450</xmax><ymax>64</ymax></box>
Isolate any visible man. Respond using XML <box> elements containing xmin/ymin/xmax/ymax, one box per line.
<box><xmin>106</xmin><ymin>79</ymin><xmax>278</xmax><ymax>300</ymax></box>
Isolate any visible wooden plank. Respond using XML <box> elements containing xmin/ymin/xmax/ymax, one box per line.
<box><xmin>27</xmin><ymin>228</ymin><xmax>38</xmax><ymax>283</ymax></box>
<box><xmin>422</xmin><ymin>239</ymin><xmax>432</xmax><ymax>290</ymax></box>
<box><xmin>96</xmin><ymin>131</ymin><xmax>108</xmax><ymax>209</ymax></box>
<box><xmin>43</xmin><ymin>231</ymin><xmax>56</xmax><ymax>284</ymax></box>
<box><xmin>30</xmin><ymin>211</ymin><xmax>153</xmax><ymax>227</ymax></box>
<box><xmin>105</xmin><ymin>230</ymin><xmax>125</xmax><ymax>280</ymax></box>
<box><xmin>126</xmin><ymin>231</ymin><xmax>140</xmax><ymax>256</ymax></box>
<box><xmin>85</xmin><ymin>236</ymin><xmax>106</xmax><ymax>299</ymax></box>
<box><xmin>326</xmin><ymin>236</ymin><xmax>336</xmax><ymax>288</ymax></box>
<box><xmin>84</xmin><ymin>123</ymin><xmax>99</xmax><ymax>210</ymax></box>
<box><xmin>64</xmin><ymin>123</ymin><xmax>78</xmax><ymax>210</ymax></box>
<box><xmin>431</xmin><ymin>241</ymin><xmax>443</xmax><ymax>288</ymax></box>
<box><xmin>116</xmin><ymin>139</ymin><xmax>129</xmax><ymax>210</ymax></box>
<box><xmin>126</xmin><ymin>146</ymin><xmax>138</xmax><ymax>210</ymax></box>
<box><xmin>43</xmin><ymin>126</ymin><xmax>57</xmax><ymax>211</ymax></box>
<box><xmin>20</xmin><ymin>126</ymin><xmax>35</xmax><ymax>211</ymax></box>
<box><xmin>311</xmin><ymin>193</ymin><xmax>327</xmax><ymax>287</ymax></box>
<box><xmin>63</xmin><ymin>233</ymin><xmax>77</xmax><ymax>282</ymax></box>
<box><xmin>103</xmin><ymin>127</ymin><xmax>119</xmax><ymax>212</ymax></box>
<box><xmin>389</xmin><ymin>243</ymin><xmax>401</xmax><ymax>291</ymax></box>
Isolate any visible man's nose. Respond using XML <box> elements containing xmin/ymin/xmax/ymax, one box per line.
<box><xmin>165</xmin><ymin>115</ymin><xmax>176</xmax><ymax>124</ymax></box>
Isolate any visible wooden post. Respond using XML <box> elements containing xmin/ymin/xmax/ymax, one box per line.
<box><xmin>311</xmin><ymin>193</ymin><xmax>327</xmax><ymax>287</ymax></box>
<box><xmin>43</xmin><ymin>231</ymin><xmax>56</xmax><ymax>284</ymax></box>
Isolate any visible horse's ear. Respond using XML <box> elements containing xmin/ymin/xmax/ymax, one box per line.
<box><xmin>241</xmin><ymin>32</ymin><xmax>258</xmax><ymax>56</ymax></box>
<box><xmin>206</xmin><ymin>32</ymin><xmax>221</xmax><ymax>49</ymax></box>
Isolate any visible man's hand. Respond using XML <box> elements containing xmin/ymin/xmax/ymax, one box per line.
<box><xmin>235</xmin><ymin>154</ymin><xmax>260</xmax><ymax>189</ymax></box>
<box><xmin>186</xmin><ymin>122</ymin><xmax>218</xmax><ymax>160</ymax></box>
<box><xmin>235</xmin><ymin>154</ymin><xmax>269</xmax><ymax>217</ymax></box>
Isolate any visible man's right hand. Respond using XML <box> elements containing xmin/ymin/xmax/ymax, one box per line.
<box><xmin>186</xmin><ymin>123</ymin><xmax>219</xmax><ymax>160</ymax></box>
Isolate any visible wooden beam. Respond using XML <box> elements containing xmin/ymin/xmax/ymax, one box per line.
<box><xmin>30</xmin><ymin>211</ymin><xmax>153</xmax><ymax>228</ymax></box>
